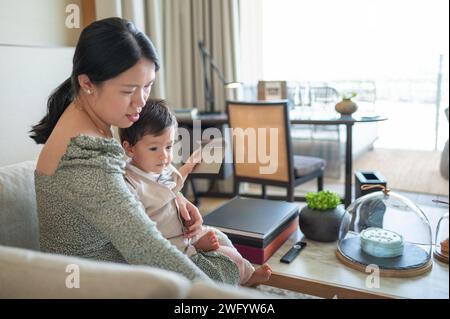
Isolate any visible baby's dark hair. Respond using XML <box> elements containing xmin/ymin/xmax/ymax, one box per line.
<box><xmin>119</xmin><ymin>99</ymin><xmax>177</xmax><ymax>146</ymax></box>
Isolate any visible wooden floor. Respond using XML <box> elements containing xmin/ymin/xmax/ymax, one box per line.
<box><xmin>193</xmin><ymin>147</ymin><xmax>449</xmax><ymax>233</ymax></box>
<box><xmin>353</xmin><ymin>148</ymin><xmax>448</xmax><ymax>196</ymax></box>
<box><xmin>239</xmin><ymin>182</ymin><xmax>448</xmax><ymax>208</ymax></box>
<box><xmin>234</xmin><ymin>148</ymin><xmax>449</xmax><ymax>198</ymax></box>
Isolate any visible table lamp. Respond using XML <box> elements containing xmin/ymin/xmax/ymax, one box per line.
<box><xmin>198</xmin><ymin>41</ymin><xmax>241</xmax><ymax>114</ymax></box>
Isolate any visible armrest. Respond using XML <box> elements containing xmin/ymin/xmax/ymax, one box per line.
<box><xmin>0</xmin><ymin>245</ymin><xmax>271</xmax><ymax>299</ymax></box>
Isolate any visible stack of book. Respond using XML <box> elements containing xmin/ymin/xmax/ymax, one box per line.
<box><xmin>203</xmin><ymin>197</ymin><xmax>299</xmax><ymax>264</ymax></box>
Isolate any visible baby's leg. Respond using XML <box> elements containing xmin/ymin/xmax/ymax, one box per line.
<box><xmin>216</xmin><ymin>246</ymin><xmax>259</xmax><ymax>285</ymax></box>
<box><xmin>204</xmin><ymin>227</ymin><xmax>272</xmax><ymax>285</ymax></box>
<box><xmin>193</xmin><ymin>230</ymin><xmax>219</xmax><ymax>252</ymax></box>
<box><xmin>207</xmin><ymin>226</ymin><xmax>234</xmax><ymax>247</ymax></box>
<box><xmin>243</xmin><ymin>264</ymin><xmax>272</xmax><ymax>287</ymax></box>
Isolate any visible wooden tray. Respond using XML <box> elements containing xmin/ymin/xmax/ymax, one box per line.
<box><xmin>433</xmin><ymin>250</ymin><xmax>449</xmax><ymax>264</ymax></box>
<box><xmin>336</xmin><ymin>237</ymin><xmax>433</xmax><ymax>278</ymax></box>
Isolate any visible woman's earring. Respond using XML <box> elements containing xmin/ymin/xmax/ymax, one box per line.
<box><xmin>85</xmin><ymin>89</ymin><xmax>92</xmax><ymax>95</ymax></box>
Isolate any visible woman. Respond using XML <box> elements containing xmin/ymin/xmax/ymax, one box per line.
<box><xmin>30</xmin><ymin>17</ymin><xmax>239</xmax><ymax>284</ymax></box>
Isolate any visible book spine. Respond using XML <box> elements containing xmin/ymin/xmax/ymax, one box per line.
<box><xmin>233</xmin><ymin>216</ymin><xmax>299</xmax><ymax>264</ymax></box>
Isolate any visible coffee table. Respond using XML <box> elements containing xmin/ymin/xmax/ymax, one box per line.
<box><xmin>264</xmin><ymin>228</ymin><xmax>449</xmax><ymax>299</ymax></box>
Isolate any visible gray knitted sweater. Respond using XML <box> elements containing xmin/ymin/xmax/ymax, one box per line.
<box><xmin>35</xmin><ymin>135</ymin><xmax>239</xmax><ymax>284</ymax></box>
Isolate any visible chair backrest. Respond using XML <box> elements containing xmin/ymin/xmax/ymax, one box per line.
<box><xmin>226</xmin><ymin>101</ymin><xmax>294</xmax><ymax>184</ymax></box>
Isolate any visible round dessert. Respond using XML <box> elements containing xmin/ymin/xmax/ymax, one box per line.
<box><xmin>360</xmin><ymin>227</ymin><xmax>404</xmax><ymax>258</ymax></box>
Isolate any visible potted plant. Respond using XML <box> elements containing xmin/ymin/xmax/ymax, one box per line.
<box><xmin>299</xmin><ymin>190</ymin><xmax>346</xmax><ymax>242</ymax></box>
<box><xmin>335</xmin><ymin>92</ymin><xmax>358</xmax><ymax>115</ymax></box>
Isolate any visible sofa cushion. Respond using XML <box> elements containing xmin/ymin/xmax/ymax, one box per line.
<box><xmin>0</xmin><ymin>161</ymin><xmax>39</xmax><ymax>250</ymax></box>
<box><xmin>0</xmin><ymin>244</ymin><xmax>192</xmax><ymax>298</ymax></box>
<box><xmin>0</xmin><ymin>245</ymin><xmax>271</xmax><ymax>299</ymax></box>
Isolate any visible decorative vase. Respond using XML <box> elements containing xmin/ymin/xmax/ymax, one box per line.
<box><xmin>299</xmin><ymin>205</ymin><xmax>346</xmax><ymax>242</ymax></box>
<box><xmin>335</xmin><ymin>98</ymin><xmax>358</xmax><ymax>115</ymax></box>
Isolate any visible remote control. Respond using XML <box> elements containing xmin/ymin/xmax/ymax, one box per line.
<box><xmin>280</xmin><ymin>242</ymin><xmax>307</xmax><ymax>263</ymax></box>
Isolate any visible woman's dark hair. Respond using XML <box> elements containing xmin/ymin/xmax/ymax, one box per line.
<box><xmin>119</xmin><ymin>99</ymin><xmax>177</xmax><ymax>146</ymax></box>
<box><xmin>29</xmin><ymin>17</ymin><xmax>160</xmax><ymax>144</ymax></box>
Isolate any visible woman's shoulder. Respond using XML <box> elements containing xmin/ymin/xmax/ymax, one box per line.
<box><xmin>63</xmin><ymin>135</ymin><xmax>123</xmax><ymax>157</ymax></box>
<box><xmin>61</xmin><ymin>135</ymin><xmax>125</xmax><ymax>173</ymax></box>
<box><xmin>37</xmin><ymin>134</ymin><xmax>124</xmax><ymax>177</ymax></box>
<box><xmin>36</xmin><ymin>106</ymin><xmax>124</xmax><ymax>176</ymax></box>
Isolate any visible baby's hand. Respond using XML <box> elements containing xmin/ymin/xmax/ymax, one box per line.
<box><xmin>179</xmin><ymin>148</ymin><xmax>202</xmax><ymax>180</ymax></box>
<box><xmin>183</xmin><ymin>218</ymin><xmax>195</xmax><ymax>228</ymax></box>
<box><xmin>186</xmin><ymin>148</ymin><xmax>202</xmax><ymax>166</ymax></box>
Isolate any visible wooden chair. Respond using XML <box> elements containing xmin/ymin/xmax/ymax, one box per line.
<box><xmin>226</xmin><ymin>100</ymin><xmax>325</xmax><ymax>202</ymax></box>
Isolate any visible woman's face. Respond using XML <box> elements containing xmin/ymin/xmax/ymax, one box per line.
<box><xmin>91</xmin><ymin>58</ymin><xmax>156</xmax><ymax>128</ymax></box>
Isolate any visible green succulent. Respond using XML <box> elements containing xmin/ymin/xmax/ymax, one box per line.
<box><xmin>306</xmin><ymin>190</ymin><xmax>341</xmax><ymax>211</ymax></box>
<box><xmin>342</xmin><ymin>92</ymin><xmax>357</xmax><ymax>100</ymax></box>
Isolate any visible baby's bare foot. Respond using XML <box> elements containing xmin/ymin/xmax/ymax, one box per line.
<box><xmin>193</xmin><ymin>230</ymin><xmax>220</xmax><ymax>252</ymax></box>
<box><xmin>244</xmin><ymin>264</ymin><xmax>272</xmax><ymax>287</ymax></box>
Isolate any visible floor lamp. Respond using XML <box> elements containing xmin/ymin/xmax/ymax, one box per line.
<box><xmin>198</xmin><ymin>41</ymin><xmax>241</xmax><ymax>114</ymax></box>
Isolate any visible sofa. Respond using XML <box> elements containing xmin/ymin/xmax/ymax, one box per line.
<box><xmin>0</xmin><ymin>161</ymin><xmax>271</xmax><ymax>299</ymax></box>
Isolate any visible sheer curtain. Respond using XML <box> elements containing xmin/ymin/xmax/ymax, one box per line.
<box><xmin>95</xmin><ymin>0</ymin><xmax>240</xmax><ymax>112</ymax></box>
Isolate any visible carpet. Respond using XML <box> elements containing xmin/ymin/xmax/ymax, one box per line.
<box><xmin>353</xmin><ymin>148</ymin><xmax>449</xmax><ymax>196</ymax></box>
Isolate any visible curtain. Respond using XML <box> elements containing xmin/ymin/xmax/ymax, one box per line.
<box><xmin>94</xmin><ymin>0</ymin><xmax>240</xmax><ymax>112</ymax></box>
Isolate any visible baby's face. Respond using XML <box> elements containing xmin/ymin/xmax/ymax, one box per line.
<box><xmin>129</xmin><ymin>126</ymin><xmax>175</xmax><ymax>174</ymax></box>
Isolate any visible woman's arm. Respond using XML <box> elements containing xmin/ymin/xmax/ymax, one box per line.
<box><xmin>68</xmin><ymin>164</ymin><xmax>210</xmax><ymax>282</ymax></box>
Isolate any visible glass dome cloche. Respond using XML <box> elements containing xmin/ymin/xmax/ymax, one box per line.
<box><xmin>336</xmin><ymin>186</ymin><xmax>433</xmax><ymax>277</ymax></box>
<box><xmin>434</xmin><ymin>213</ymin><xmax>449</xmax><ymax>264</ymax></box>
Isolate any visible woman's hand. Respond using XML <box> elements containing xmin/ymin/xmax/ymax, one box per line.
<box><xmin>176</xmin><ymin>192</ymin><xmax>203</xmax><ymax>238</ymax></box>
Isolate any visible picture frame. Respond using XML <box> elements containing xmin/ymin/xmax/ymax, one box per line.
<box><xmin>257</xmin><ymin>80</ymin><xmax>288</xmax><ymax>100</ymax></box>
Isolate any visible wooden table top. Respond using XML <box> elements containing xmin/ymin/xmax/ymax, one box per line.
<box><xmin>265</xmin><ymin>228</ymin><xmax>449</xmax><ymax>299</ymax></box>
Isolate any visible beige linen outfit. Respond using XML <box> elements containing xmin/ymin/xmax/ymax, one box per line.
<box><xmin>124</xmin><ymin>162</ymin><xmax>254</xmax><ymax>284</ymax></box>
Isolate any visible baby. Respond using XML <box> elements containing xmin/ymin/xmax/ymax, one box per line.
<box><xmin>119</xmin><ymin>99</ymin><xmax>272</xmax><ymax>286</ymax></box>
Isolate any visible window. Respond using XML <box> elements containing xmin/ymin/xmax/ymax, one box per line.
<box><xmin>240</xmin><ymin>0</ymin><xmax>449</xmax><ymax>150</ymax></box>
